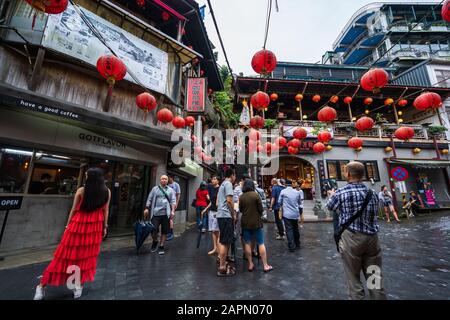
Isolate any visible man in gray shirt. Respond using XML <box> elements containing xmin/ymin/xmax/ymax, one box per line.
<box><xmin>278</xmin><ymin>179</ymin><xmax>303</xmax><ymax>252</ymax></box>
<box><xmin>144</xmin><ymin>175</ymin><xmax>176</xmax><ymax>255</ymax></box>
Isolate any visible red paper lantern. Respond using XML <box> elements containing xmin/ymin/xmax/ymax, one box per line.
<box><xmin>312</xmin><ymin>95</ymin><xmax>321</xmax><ymax>103</ymax></box>
<box><xmin>344</xmin><ymin>97</ymin><xmax>353</xmax><ymax>104</ymax></box>
<box><xmin>191</xmin><ymin>135</ymin><xmax>197</xmax><ymax>143</ymax></box>
<box><xmin>364</xmin><ymin>97</ymin><xmax>373</xmax><ymax>106</ymax></box>
<box><xmin>270</xmin><ymin>93</ymin><xmax>278</xmax><ymax>101</ymax></box>
<box><xmin>264</xmin><ymin>142</ymin><xmax>273</xmax><ymax>155</ymax></box>
<box><xmin>194</xmin><ymin>146</ymin><xmax>203</xmax><ymax>156</ymax></box>
<box><xmin>330</xmin><ymin>96</ymin><xmax>339</xmax><ymax>104</ymax></box>
<box><xmin>136</xmin><ymin>0</ymin><xmax>145</xmax><ymax>7</ymax></box>
<box><xmin>398</xmin><ymin>99</ymin><xmax>408</xmax><ymax>107</ymax></box>
<box><xmin>251</xmin><ymin>49</ymin><xmax>277</xmax><ymax>75</ymax></box>
<box><xmin>136</xmin><ymin>92</ymin><xmax>157</xmax><ymax>112</ymax></box>
<box><xmin>289</xmin><ymin>139</ymin><xmax>301</xmax><ymax>148</ymax></box>
<box><xmin>96</xmin><ymin>55</ymin><xmax>127</xmax><ymax>86</ymax></box>
<box><xmin>288</xmin><ymin>146</ymin><xmax>298</xmax><ymax>155</ymax></box>
<box><xmin>156</xmin><ymin>108</ymin><xmax>173</xmax><ymax>123</ymax></box>
<box><xmin>172</xmin><ymin>116</ymin><xmax>186</xmax><ymax>128</ymax></box>
<box><xmin>360</xmin><ymin>68</ymin><xmax>389</xmax><ymax>93</ymax></box>
<box><xmin>355</xmin><ymin>117</ymin><xmax>374</xmax><ymax>131</ymax></box>
<box><xmin>250</xmin><ymin>116</ymin><xmax>265</xmax><ymax>129</ymax></box>
<box><xmin>185</xmin><ymin>116</ymin><xmax>195</xmax><ymax>127</ymax></box>
<box><xmin>317</xmin><ymin>131</ymin><xmax>332</xmax><ymax>143</ymax></box>
<box><xmin>162</xmin><ymin>11</ymin><xmax>170</xmax><ymax>21</ymax></box>
<box><xmin>271</xmin><ymin>143</ymin><xmax>280</xmax><ymax>153</ymax></box>
<box><xmin>313</xmin><ymin>142</ymin><xmax>326</xmax><ymax>154</ymax></box>
<box><xmin>248</xmin><ymin>140</ymin><xmax>257</xmax><ymax>153</ymax></box>
<box><xmin>295</xmin><ymin>94</ymin><xmax>304</xmax><ymax>102</ymax></box>
<box><xmin>249</xmin><ymin>129</ymin><xmax>261</xmax><ymax>141</ymax></box>
<box><xmin>257</xmin><ymin>144</ymin><xmax>263</xmax><ymax>153</ymax></box>
<box><xmin>413</xmin><ymin>92</ymin><xmax>442</xmax><ymax>111</ymax></box>
<box><xmin>348</xmin><ymin>137</ymin><xmax>363</xmax><ymax>149</ymax></box>
<box><xmin>395</xmin><ymin>126</ymin><xmax>415</xmax><ymax>141</ymax></box>
<box><xmin>275</xmin><ymin>137</ymin><xmax>287</xmax><ymax>148</ymax></box>
<box><xmin>250</xmin><ymin>91</ymin><xmax>270</xmax><ymax>111</ymax></box>
<box><xmin>202</xmin><ymin>153</ymin><xmax>213</xmax><ymax>163</ymax></box>
<box><xmin>318</xmin><ymin>106</ymin><xmax>337</xmax><ymax>123</ymax></box>
<box><xmin>442</xmin><ymin>0</ymin><xmax>450</xmax><ymax>22</ymax></box>
<box><xmin>385</xmin><ymin>98</ymin><xmax>394</xmax><ymax>105</ymax></box>
<box><xmin>293</xmin><ymin>127</ymin><xmax>307</xmax><ymax>140</ymax></box>
<box><xmin>25</xmin><ymin>0</ymin><xmax>68</xmax><ymax>14</ymax></box>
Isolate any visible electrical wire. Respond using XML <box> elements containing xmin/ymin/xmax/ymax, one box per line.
<box><xmin>263</xmin><ymin>0</ymin><xmax>273</xmax><ymax>49</ymax></box>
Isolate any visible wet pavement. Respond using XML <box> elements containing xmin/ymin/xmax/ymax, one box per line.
<box><xmin>0</xmin><ymin>213</ymin><xmax>449</xmax><ymax>300</ymax></box>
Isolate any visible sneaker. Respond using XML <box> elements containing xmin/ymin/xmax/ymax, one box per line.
<box><xmin>151</xmin><ymin>241</ymin><xmax>158</xmax><ymax>253</ymax></box>
<box><xmin>276</xmin><ymin>234</ymin><xmax>282</xmax><ymax>240</ymax></box>
<box><xmin>202</xmin><ymin>228</ymin><xmax>206</xmax><ymax>233</ymax></box>
<box><xmin>166</xmin><ymin>233</ymin><xmax>174</xmax><ymax>241</ymax></box>
<box><xmin>409</xmin><ymin>214</ymin><xmax>415</xmax><ymax>218</ymax></box>
<box><xmin>158</xmin><ymin>246</ymin><xmax>165</xmax><ymax>255</ymax></box>
<box><xmin>73</xmin><ymin>287</ymin><xmax>83</xmax><ymax>299</ymax></box>
<box><xmin>33</xmin><ymin>286</ymin><xmax>45</xmax><ymax>300</ymax></box>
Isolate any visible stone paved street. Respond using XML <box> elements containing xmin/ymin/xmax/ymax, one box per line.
<box><xmin>0</xmin><ymin>213</ymin><xmax>449</xmax><ymax>300</ymax></box>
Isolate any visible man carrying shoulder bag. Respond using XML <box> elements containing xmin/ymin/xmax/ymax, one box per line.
<box><xmin>327</xmin><ymin>162</ymin><xmax>387</xmax><ymax>300</ymax></box>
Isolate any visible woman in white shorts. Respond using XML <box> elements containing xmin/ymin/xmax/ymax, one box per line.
<box><xmin>204</xmin><ymin>176</ymin><xmax>221</xmax><ymax>255</ymax></box>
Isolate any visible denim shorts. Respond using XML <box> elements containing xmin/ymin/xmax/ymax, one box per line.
<box><xmin>242</xmin><ymin>228</ymin><xmax>265</xmax><ymax>245</ymax></box>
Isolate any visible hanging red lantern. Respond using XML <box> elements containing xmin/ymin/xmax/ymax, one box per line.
<box><xmin>442</xmin><ymin>0</ymin><xmax>450</xmax><ymax>22</ymax></box>
<box><xmin>271</xmin><ymin>143</ymin><xmax>280</xmax><ymax>153</ymax></box>
<box><xmin>25</xmin><ymin>0</ymin><xmax>68</xmax><ymax>14</ymax></box>
<box><xmin>200</xmin><ymin>69</ymin><xmax>205</xmax><ymax>76</ymax></box>
<box><xmin>96</xmin><ymin>55</ymin><xmax>127</xmax><ymax>86</ymax></box>
<box><xmin>293</xmin><ymin>127</ymin><xmax>308</xmax><ymax>140</ymax></box>
<box><xmin>295</xmin><ymin>94</ymin><xmax>304</xmax><ymax>102</ymax></box>
<box><xmin>317</xmin><ymin>131</ymin><xmax>332</xmax><ymax>143</ymax></box>
<box><xmin>355</xmin><ymin>117</ymin><xmax>374</xmax><ymax>131</ymax></box>
<box><xmin>136</xmin><ymin>0</ymin><xmax>145</xmax><ymax>7</ymax></box>
<box><xmin>348</xmin><ymin>137</ymin><xmax>363</xmax><ymax>149</ymax></box>
<box><xmin>318</xmin><ymin>106</ymin><xmax>337</xmax><ymax>123</ymax></box>
<box><xmin>250</xmin><ymin>91</ymin><xmax>270</xmax><ymax>111</ymax></box>
<box><xmin>330</xmin><ymin>96</ymin><xmax>339</xmax><ymax>104</ymax></box>
<box><xmin>288</xmin><ymin>146</ymin><xmax>298</xmax><ymax>155</ymax></box>
<box><xmin>256</xmin><ymin>144</ymin><xmax>263</xmax><ymax>153</ymax></box>
<box><xmin>136</xmin><ymin>92</ymin><xmax>157</xmax><ymax>112</ymax></box>
<box><xmin>251</xmin><ymin>49</ymin><xmax>277</xmax><ymax>75</ymax></box>
<box><xmin>395</xmin><ymin>126</ymin><xmax>415</xmax><ymax>141</ymax></box>
<box><xmin>191</xmin><ymin>135</ymin><xmax>197</xmax><ymax>143</ymax></box>
<box><xmin>194</xmin><ymin>146</ymin><xmax>203</xmax><ymax>156</ymax></box>
<box><xmin>264</xmin><ymin>142</ymin><xmax>273</xmax><ymax>155</ymax></box>
<box><xmin>313</xmin><ymin>142</ymin><xmax>326</xmax><ymax>154</ymax></box>
<box><xmin>162</xmin><ymin>11</ymin><xmax>170</xmax><ymax>21</ymax></box>
<box><xmin>270</xmin><ymin>93</ymin><xmax>278</xmax><ymax>101</ymax></box>
<box><xmin>364</xmin><ymin>97</ymin><xmax>373</xmax><ymax>106</ymax></box>
<box><xmin>413</xmin><ymin>92</ymin><xmax>442</xmax><ymax>111</ymax></box>
<box><xmin>289</xmin><ymin>139</ymin><xmax>301</xmax><ymax>148</ymax></box>
<box><xmin>312</xmin><ymin>95</ymin><xmax>321</xmax><ymax>103</ymax></box>
<box><xmin>185</xmin><ymin>116</ymin><xmax>195</xmax><ymax>127</ymax></box>
<box><xmin>208</xmin><ymin>88</ymin><xmax>213</xmax><ymax>95</ymax></box>
<box><xmin>385</xmin><ymin>98</ymin><xmax>394</xmax><ymax>106</ymax></box>
<box><xmin>250</xmin><ymin>116</ymin><xmax>265</xmax><ymax>129</ymax></box>
<box><xmin>275</xmin><ymin>137</ymin><xmax>287</xmax><ymax>148</ymax></box>
<box><xmin>202</xmin><ymin>153</ymin><xmax>213</xmax><ymax>163</ymax></box>
<box><xmin>398</xmin><ymin>99</ymin><xmax>408</xmax><ymax>107</ymax></box>
<box><xmin>172</xmin><ymin>116</ymin><xmax>186</xmax><ymax>128</ymax></box>
<box><xmin>156</xmin><ymin>108</ymin><xmax>174</xmax><ymax>123</ymax></box>
<box><xmin>249</xmin><ymin>129</ymin><xmax>261</xmax><ymax>141</ymax></box>
<box><xmin>360</xmin><ymin>68</ymin><xmax>389</xmax><ymax>93</ymax></box>
<box><xmin>343</xmin><ymin>97</ymin><xmax>353</xmax><ymax>105</ymax></box>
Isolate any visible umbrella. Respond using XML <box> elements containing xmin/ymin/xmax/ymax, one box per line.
<box><xmin>134</xmin><ymin>220</ymin><xmax>155</xmax><ymax>253</ymax></box>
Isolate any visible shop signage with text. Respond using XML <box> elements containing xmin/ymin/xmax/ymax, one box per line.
<box><xmin>185</xmin><ymin>77</ymin><xmax>206</xmax><ymax>113</ymax></box>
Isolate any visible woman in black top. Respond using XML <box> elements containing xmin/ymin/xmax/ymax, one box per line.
<box><xmin>203</xmin><ymin>176</ymin><xmax>221</xmax><ymax>256</ymax></box>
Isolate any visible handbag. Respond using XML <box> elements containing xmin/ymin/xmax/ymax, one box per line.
<box><xmin>333</xmin><ymin>190</ymin><xmax>373</xmax><ymax>253</ymax></box>
<box><xmin>191</xmin><ymin>198</ymin><xmax>197</xmax><ymax>208</ymax></box>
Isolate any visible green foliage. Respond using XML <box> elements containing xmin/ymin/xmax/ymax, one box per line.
<box><xmin>213</xmin><ymin>67</ymin><xmax>240</xmax><ymax>128</ymax></box>
<box><xmin>311</xmin><ymin>122</ymin><xmax>327</xmax><ymax>135</ymax></box>
<box><xmin>264</xmin><ymin>119</ymin><xmax>277</xmax><ymax>129</ymax></box>
<box><xmin>427</xmin><ymin>125</ymin><xmax>447</xmax><ymax>136</ymax></box>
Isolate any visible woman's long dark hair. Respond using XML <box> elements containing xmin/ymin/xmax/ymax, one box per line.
<box><xmin>80</xmin><ymin>167</ymin><xmax>109</xmax><ymax>213</ymax></box>
<box><xmin>242</xmin><ymin>179</ymin><xmax>255</xmax><ymax>193</ymax></box>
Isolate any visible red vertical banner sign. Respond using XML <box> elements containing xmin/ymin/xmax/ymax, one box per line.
<box><xmin>186</xmin><ymin>77</ymin><xmax>207</xmax><ymax>113</ymax></box>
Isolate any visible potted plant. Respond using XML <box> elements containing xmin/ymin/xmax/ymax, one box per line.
<box><xmin>375</xmin><ymin>113</ymin><xmax>388</xmax><ymax>125</ymax></box>
<box><xmin>427</xmin><ymin>125</ymin><xmax>447</xmax><ymax>139</ymax></box>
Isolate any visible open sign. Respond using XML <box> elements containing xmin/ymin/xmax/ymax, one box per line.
<box><xmin>0</xmin><ymin>196</ymin><xmax>23</xmax><ymax>211</ymax></box>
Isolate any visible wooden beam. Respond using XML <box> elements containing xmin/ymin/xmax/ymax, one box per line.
<box><xmin>29</xmin><ymin>47</ymin><xmax>45</xmax><ymax>91</ymax></box>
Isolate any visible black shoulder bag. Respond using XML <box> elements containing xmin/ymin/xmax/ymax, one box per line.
<box><xmin>334</xmin><ymin>190</ymin><xmax>373</xmax><ymax>253</ymax></box>
<box><xmin>158</xmin><ymin>186</ymin><xmax>172</xmax><ymax>203</ymax></box>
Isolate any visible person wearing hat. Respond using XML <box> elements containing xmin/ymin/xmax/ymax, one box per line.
<box><xmin>278</xmin><ymin>179</ymin><xmax>303</xmax><ymax>252</ymax></box>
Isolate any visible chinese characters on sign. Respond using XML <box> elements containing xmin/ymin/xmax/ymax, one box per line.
<box><xmin>186</xmin><ymin>78</ymin><xmax>206</xmax><ymax>113</ymax></box>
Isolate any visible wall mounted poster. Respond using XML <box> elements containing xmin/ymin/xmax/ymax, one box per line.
<box><xmin>42</xmin><ymin>3</ymin><xmax>168</xmax><ymax>94</ymax></box>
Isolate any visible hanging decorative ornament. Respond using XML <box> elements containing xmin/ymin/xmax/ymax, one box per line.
<box><xmin>96</xmin><ymin>55</ymin><xmax>127</xmax><ymax>86</ymax></box>
<box><xmin>413</xmin><ymin>148</ymin><xmax>421</xmax><ymax>154</ymax></box>
<box><xmin>275</xmin><ymin>137</ymin><xmax>287</xmax><ymax>148</ymax></box>
<box><xmin>326</xmin><ymin>145</ymin><xmax>333</xmax><ymax>151</ymax></box>
<box><xmin>441</xmin><ymin>149</ymin><xmax>449</xmax><ymax>155</ymax></box>
<box><xmin>162</xmin><ymin>11</ymin><xmax>170</xmax><ymax>21</ymax></box>
<box><xmin>356</xmin><ymin>147</ymin><xmax>363</xmax><ymax>152</ymax></box>
<box><xmin>442</xmin><ymin>0</ymin><xmax>450</xmax><ymax>22</ymax></box>
<box><xmin>365</xmin><ymin>109</ymin><xmax>370</xmax><ymax>115</ymax></box>
<box><xmin>288</xmin><ymin>146</ymin><xmax>298</xmax><ymax>155</ymax></box>
<box><xmin>413</xmin><ymin>92</ymin><xmax>442</xmax><ymax>111</ymax></box>
<box><xmin>348</xmin><ymin>137</ymin><xmax>363</xmax><ymax>149</ymax></box>
<box><xmin>136</xmin><ymin>0</ymin><xmax>145</xmax><ymax>7</ymax></box>
<box><xmin>25</xmin><ymin>0</ymin><xmax>68</xmax><ymax>13</ymax></box>
<box><xmin>157</xmin><ymin>108</ymin><xmax>174</xmax><ymax>123</ymax></box>
<box><xmin>317</xmin><ymin>106</ymin><xmax>337</xmax><ymax>123</ymax></box>
<box><xmin>360</xmin><ymin>68</ymin><xmax>389</xmax><ymax>93</ymax></box>
<box><xmin>385</xmin><ymin>146</ymin><xmax>393</xmax><ymax>153</ymax></box>
<box><xmin>398</xmin><ymin>111</ymin><xmax>403</xmax><ymax>116</ymax></box>
<box><xmin>364</xmin><ymin>97</ymin><xmax>373</xmax><ymax>106</ymax></box>
<box><xmin>394</xmin><ymin>126</ymin><xmax>415</xmax><ymax>141</ymax></box>
<box><xmin>317</xmin><ymin>131</ymin><xmax>332</xmax><ymax>143</ymax></box>
<box><xmin>270</xmin><ymin>93</ymin><xmax>279</xmax><ymax>101</ymax></box>
<box><xmin>398</xmin><ymin>99</ymin><xmax>408</xmax><ymax>107</ymax></box>
<box><xmin>251</xmin><ymin>49</ymin><xmax>277</xmax><ymax>75</ymax></box>
<box><xmin>289</xmin><ymin>139</ymin><xmax>301</xmax><ymax>148</ymax></box>
<box><xmin>264</xmin><ymin>142</ymin><xmax>273</xmax><ymax>156</ymax></box>
<box><xmin>312</xmin><ymin>95</ymin><xmax>321</xmax><ymax>103</ymax></box>
<box><xmin>136</xmin><ymin>92</ymin><xmax>157</xmax><ymax>112</ymax></box>
<box><xmin>330</xmin><ymin>96</ymin><xmax>339</xmax><ymax>104</ymax></box>
<box><xmin>191</xmin><ymin>134</ymin><xmax>197</xmax><ymax>143</ymax></box>
<box><xmin>185</xmin><ymin>116</ymin><xmax>195</xmax><ymax>127</ymax></box>
<box><xmin>249</xmin><ymin>129</ymin><xmax>261</xmax><ymax>141</ymax></box>
<box><xmin>384</xmin><ymin>98</ymin><xmax>394</xmax><ymax>106</ymax></box>
<box><xmin>343</xmin><ymin>97</ymin><xmax>353</xmax><ymax>105</ymax></box>
<box><xmin>250</xmin><ymin>116</ymin><xmax>265</xmax><ymax>129</ymax></box>
<box><xmin>303</xmin><ymin>115</ymin><xmax>308</xmax><ymax>120</ymax></box>
<box><xmin>295</xmin><ymin>94</ymin><xmax>304</xmax><ymax>102</ymax></box>
<box><xmin>293</xmin><ymin>127</ymin><xmax>308</xmax><ymax>140</ymax></box>
<box><xmin>313</xmin><ymin>142</ymin><xmax>326</xmax><ymax>154</ymax></box>
<box><xmin>250</xmin><ymin>91</ymin><xmax>270</xmax><ymax>111</ymax></box>
<box><xmin>172</xmin><ymin>116</ymin><xmax>186</xmax><ymax>128</ymax></box>
<box><xmin>355</xmin><ymin>116</ymin><xmax>375</xmax><ymax>132</ymax></box>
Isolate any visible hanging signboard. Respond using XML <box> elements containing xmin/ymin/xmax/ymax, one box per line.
<box><xmin>185</xmin><ymin>77</ymin><xmax>207</xmax><ymax>113</ymax></box>
<box><xmin>391</xmin><ymin>166</ymin><xmax>409</xmax><ymax>182</ymax></box>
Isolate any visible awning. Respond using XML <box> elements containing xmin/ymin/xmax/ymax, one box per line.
<box><xmin>388</xmin><ymin>159</ymin><xmax>450</xmax><ymax>169</ymax></box>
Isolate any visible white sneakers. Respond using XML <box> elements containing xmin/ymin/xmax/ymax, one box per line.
<box><xmin>73</xmin><ymin>287</ymin><xmax>83</xmax><ymax>299</ymax></box>
<box><xmin>33</xmin><ymin>286</ymin><xmax>45</xmax><ymax>300</ymax></box>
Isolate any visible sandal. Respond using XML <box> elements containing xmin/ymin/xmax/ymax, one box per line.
<box><xmin>217</xmin><ymin>263</ymin><xmax>236</xmax><ymax>277</ymax></box>
<box><xmin>248</xmin><ymin>264</ymin><xmax>255</xmax><ymax>272</ymax></box>
<box><xmin>263</xmin><ymin>265</ymin><xmax>274</xmax><ymax>273</ymax></box>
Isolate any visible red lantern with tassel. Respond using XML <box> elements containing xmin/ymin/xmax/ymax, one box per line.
<box><xmin>395</xmin><ymin>126</ymin><xmax>415</xmax><ymax>141</ymax></box>
<box><xmin>250</xmin><ymin>116</ymin><xmax>265</xmax><ymax>129</ymax></box>
<box><xmin>288</xmin><ymin>146</ymin><xmax>298</xmax><ymax>155</ymax></box>
<box><xmin>330</xmin><ymin>96</ymin><xmax>339</xmax><ymax>104</ymax></box>
<box><xmin>172</xmin><ymin>116</ymin><xmax>186</xmax><ymax>128</ymax></box>
<box><xmin>289</xmin><ymin>139</ymin><xmax>301</xmax><ymax>148</ymax></box>
<box><xmin>312</xmin><ymin>95</ymin><xmax>321</xmax><ymax>103</ymax></box>
<box><xmin>275</xmin><ymin>137</ymin><xmax>287</xmax><ymax>148</ymax></box>
<box><xmin>360</xmin><ymin>68</ymin><xmax>389</xmax><ymax>93</ymax></box>
<box><xmin>25</xmin><ymin>0</ymin><xmax>68</xmax><ymax>13</ymax></box>
<box><xmin>442</xmin><ymin>0</ymin><xmax>450</xmax><ymax>22</ymax></box>
<box><xmin>398</xmin><ymin>99</ymin><xmax>408</xmax><ymax>107</ymax></box>
<box><xmin>250</xmin><ymin>91</ymin><xmax>270</xmax><ymax>111</ymax></box>
<box><xmin>185</xmin><ymin>116</ymin><xmax>195</xmax><ymax>127</ymax></box>
<box><xmin>317</xmin><ymin>131</ymin><xmax>332</xmax><ymax>143</ymax></box>
<box><xmin>313</xmin><ymin>142</ymin><xmax>326</xmax><ymax>154</ymax></box>
<box><xmin>344</xmin><ymin>97</ymin><xmax>353</xmax><ymax>105</ymax></box>
<box><xmin>348</xmin><ymin>137</ymin><xmax>363</xmax><ymax>149</ymax></box>
<box><xmin>97</xmin><ymin>55</ymin><xmax>127</xmax><ymax>86</ymax></box>
<box><xmin>293</xmin><ymin>127</ymin><xmax>307</xmax><ymax>140</ymax></box>
<box><xmin>162</xmin><ymin>11</ymin><xmax>170</xmax><ymax>21</ymax></box>
<box><xmin>318</xmin><ymin>106</ymin><xmax>337</xmax><ymax>123</ymax></box>
<box><xmin>355</xmin><ymin>117</ymin><xmax>374</xmax><ymax>131</ymax></box>
<box><xmin>136</xmin><ymin>92</ymin><xmax>157</xmax><ymax>112</ymax></box>
<box><xmin>364</xmin><ymin>97</ymin><xmax>373</xmax><ymax>106</ymax></box>
<box><xmin>295</xmin><ymin>94</ymin><xmax>304</xmax><ymax>102</ymax></box>
<box><xmin>251</xmin><ymin>49</ymin><xmax>277</xmax><ymax>75</ymax></box>
<box><xmin>156</xmin><ymin>108</ymin><xmax>174</xmax><ymax>123</ymax></box>
<box><xmin>270</xmin><ymin>93</ymin><xmax>278</xmax><ymax>101</ymax></box>
<box><xmin>413</xmin><ymin>92</ymin><xmax>442</xmax><ymax>111</ymax></box>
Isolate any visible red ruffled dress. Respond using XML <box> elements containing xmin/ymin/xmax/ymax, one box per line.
<box><xmin>40</xmin><ymin>199</ymin><xmax>105</xmax><ymax>286</ymax></box>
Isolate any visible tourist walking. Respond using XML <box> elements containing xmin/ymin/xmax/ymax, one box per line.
<box><xmin>195</xmin><ymin>181</ymin><xmax>210</xmax><ymax>232</ymax></box>
<box><xmin>167</xmin><ymin>174</ymin><xmax>181</xmax><ymax>241</ymax></box>
<box><xmin>379</xmin><ymin>185</ymin><xmax>400</xmax><ymax>222</ymax></box>
<box><xmin>144</xmin><ymin>175</ymin><xmax>176</xmax><ymax>256</ymax></box>
<box><xmin>239</xmin><ymin>180</ymin><xmax>273</xmax><ymax>273</ymax></box>
<box><xmin>278</xmin><ymin>179</ymin><xmax>303</xmax><ymax>252</ymax></box>
<box><xmin>269</xmin><ymin>178</ymin><xmax>285</xmax><ymax>240</ymax></box>
<box><xmin>327</xmin><ymin>161</ymin><xmax>387</xmax><ymax>300</ymax></box>
<box><xmin>33</xmin><ymin>167</ymin><xmax>111</xmax><ymax>300</ymax></box>
<box><xmin>203</xmin><ymin>176</ymin><xmax>221</xmax><ymax>255</ymax></box>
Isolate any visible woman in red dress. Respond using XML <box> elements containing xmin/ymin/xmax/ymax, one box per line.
<box><xmin>34</xmin><ymin>167</ymin><xmax>111</xmax><ymax>300</ymax></box>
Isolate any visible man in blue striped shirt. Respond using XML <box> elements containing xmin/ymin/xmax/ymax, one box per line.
<box><xmin>327</xmin><ymin>161</ymin><xmax>386</xmax><ymax>300</ymax></box>
<box><xmin>278</xmin><ymin>179</ymin><xmax>303</xmax><ymax>252</ymax></box>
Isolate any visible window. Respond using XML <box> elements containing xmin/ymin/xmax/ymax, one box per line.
<box><xmin>355</xmin><ymin>161</ymin><xmax>380</xmax><ymax>182</ymax></box>
<box><xmin>0</xmin><ymin>146</ymin><xmax>32</xmax><ymax>194</ymax></box>
<box><xmin>435</xmin><ymin>69</ymin><xmax>450</xmax><ymax>88</ymax></box>
<box><xmin>326</xmin><ymin>160</ymin><xmax>349</xmax><ymax>181</ymax></box>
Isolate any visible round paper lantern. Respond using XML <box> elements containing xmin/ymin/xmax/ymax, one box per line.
<box><xmin>355</xmin><ymin>116</ymin><xmax>375</xmax><ymax>131</ymax></box>
<box><xmin>289</xmin><ymin>139</ymin><xmax>301</xmax><ymax>148</ymax></box>
<box><xmin>172</xmin><ymin>116</ymin><xmax>186</xmax><ymax>128</ymax></box>
<box><xmin>25</xmin><ymin>0</ymin><xmax>68</xmax><ymax>14</ymax></box>
<box><xmin>97</xmin><ymin>55</ymin><xmax>127</xmax><ymax>86</ymax></box>
<box><xmin>385</xmin><ymin>146</ymin><xmax>393</xmax><ymax>153</ymax></box>
<box><xmin>364</xmin><ymin>97</ymin><xmax>373</xmax><ymax>106</ymax></box>
<box><xmin>343</xmin><ymin>97</ymin><xmax>353</xmax><ymax>105</ymax></box>
<box><xmin>251</xmin><ymin>49</ymin><xmax>277</xmax><ymax>75</ymax></box>
<box><xmin>360</xmin><ymin>68</ymin><xmax>389</xmax><ymax>93</ymax></box>
<box><xmin>398</xmin><ymin>99</ymin><xmax>408</xmax><ymax>107</ymax></box>
<box><xmin>293</xmin><ymin>127</ymin><xmax>308</xmax><ymax>140</ymax></box>
<box><xmin>250</xmin><ymin>91</ymin><xmax>270</xmax><ymax>110</ymax></box>
<box><xmin>256</xmin><ymin>144</ymin><xmax>263</xmax><ymax>153</ymax></box>
<box><xmin>288</xmin><ymin>146</ymin><xmax>298</xmax><ymax>155</ymax></box>
<box><xmin>275</xmin><ymin>137</ymin><xmax>287</xmax><ymax>148</ymax></box>
<box><xmin>185</xmin><ymin>116</ymin><xmax>195</xmax><ymax>127</ymax></box>
<box><xmin>313</xmin><ymin>142</ymin><xmax>326</xmax><ymax>154</ymax></box>
<box><xmin>348</xmin><ymin>137</ymin><xmax>363</xmax><ymax>149</ymax></box>
<box><xmin>162</xmin><ymin>11</ymin><xmax>170</xmax><ymax>21</ymax></box>
<box><xmin>365</xmin><ymin>109</ymin><xmax>370</xmax><ymax>115</ymax></box>
<box><xmin>395</xmin><ymin>126</ymin><xmax>415</xmax><ymax>141</ymax></box>
<box><xmin>249</xmin><ymin>129</ymin><xmax>261</xmax><ymax>141</ymax></box>
<box><xmin>136</xmin><ymin>0</ymin><xmax>145</xmax><ymax>7</ymax></box>
<box><xmin>136</xmin><ymin>92</ymin><xmax>157</xmax><ymax>112</ymax></box>
<box><xmin>156</xmin><ymin>108</ymin><xmax>173</xmax><ymax>123</ymax></box>
<box><xmin>442</xmin><ymin>0</ymin><xmax>450</xmax><ymax>22</ymax></box>
<box><xmin>191</xmin><ymin>135</ymin><xmax>197</xmax><ymax>143</ymax></box>
<box><xmin>326</xmin><ymin>145</ymin><xmax>333</xmax><ymax>151</ymax></box>
<box><xmin>330</xmin><ymin>96</ymin><xmax>339</xmax><ymax>104</ymax></box>
<box><xmin>270</xmin><ymin>93</ymin><xmax>278</xmax><ymax>101</ymax></box>
<box><xmin>264</xmin><ymin>142</ymin><xmax>273</xmax><ymax>155</ymax></box>
<box><xmin>250</xmin><ymin>116</ymin><xmax>265</xmax><ymax>129</ymax></box>
<box><xmin>413</xmin><ymin>92</ymin><xmax>442</xmax><ymax>111</ymax></box>
<box><xmin>318</xmin><ymin>106</ymin><xmax>337</xmax><ymax>123</ymax></box>
<box><xmin>441</xmin><ymin>149</ymin><xmax>449</xmax><ymax>155</ymax></box>
<box><xmin>413</xmin><ymin>148</ymin><xmax>421</xmax><ymax>154</ymax></box>
<box><xmin>312</xmin><ymin>95</ymin><xmax>321</xmax><ymax>103</ymax></box>
<box><xmin>317</xmin><ymin>131</ymin><xmax>332</xmax><ymax>143</ymax></box>
<box><xmin>194</xmin><ymin>146</ymin><xmax>203</xmax><ymax>156</ymax></box>
<box><xmin>385</xmin><ymin>98</ymin><xmax>394</xmax><ymax>106</ymax></box>
<box><xmin>295</xmin><ymin>94</ymin><xmax>304</xmax><ymax>102</ymax></box>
